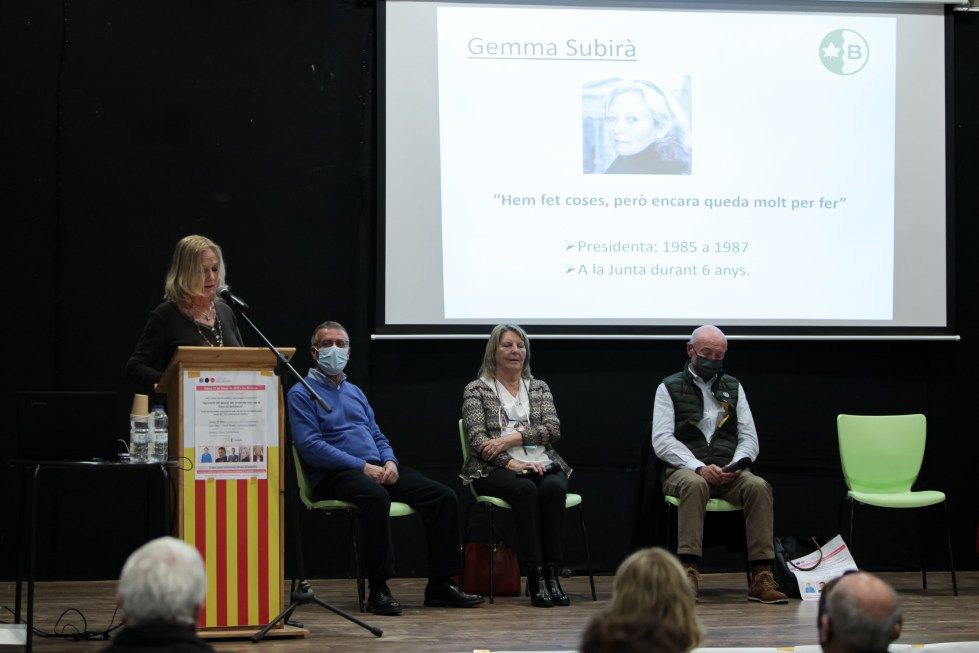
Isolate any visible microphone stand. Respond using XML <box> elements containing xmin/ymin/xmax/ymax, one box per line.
<box><xmin>233</xmin><ymin>306</ymin><xmax>332</xmax><ymax>415</ymax></box>
<box><xmin>225</xmin><ymin>300</ymin><xmax>382</xmax><ymax>641</ymax></box>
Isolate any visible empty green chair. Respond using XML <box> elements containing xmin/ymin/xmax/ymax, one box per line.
<box><xmin>291</xmin><ymin>445</ymin><xmax>416</xmax><ymax>611</ymax></box>
<box><xmin>457</xmin><ymin>419</ymin><xmax>596</xmax><ymax>603</ymax></box>
<box><xmin>837</xmin><ymin>414</ymin><xmax>956</xmax><ymax>595</ymax></box>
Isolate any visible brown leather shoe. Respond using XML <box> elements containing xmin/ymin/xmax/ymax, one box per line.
<box><xmin>685</xmin><ymin>564</ymin><xmax>701</xmax><ymax>601</ymax></box>
<box><xmin>748</xmin><ymin>568</ymin><xmax>788</xmax><ymax>604</ymax></box>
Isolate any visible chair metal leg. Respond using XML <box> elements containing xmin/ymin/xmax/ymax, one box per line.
<box><xmin>920</xmin><ymin>508</ymin><xmax>928</xmax><ymax>590</ymax></box>
<box><xmin>846</xmin><ymin>497</ymin><xmax>957</xmax><ymax>597</ymax></box>
<box><xmin>347</xmin><ymin>510</ymin><xmax>365</xmax><ymax>613</ymax></box>
<box><xmin>942</xmin><ymin>502</ymin><xmax>958</xmax><ymax>596</ymax></box>
<box><xmin>744</xmin><ymin>549</ymin><xmax>752</xmax><ymax>587</ymax></box>
<box><xmin>577</xmin><ymin>504</ymin><xmax>597</xmax><ymax>601</ymax></box>
<box><xmin>487</xmin><ymin>505</ymin><xmax>495</xmax><ymax>604</ymax></box>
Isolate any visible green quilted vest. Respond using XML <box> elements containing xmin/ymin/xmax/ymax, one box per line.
<box><xmin>662</xmin><ymin>365</ymin><xmax>740</xmax><ymax>467</ymax></box>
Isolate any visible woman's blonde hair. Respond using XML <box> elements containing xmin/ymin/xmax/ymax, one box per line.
<box><xmin>477</xmin><ymin>324</ymin><xmax>532</xmax><ymax>380</ymax></box>
<box><xmin>163</xmin><ymin>235</ymin><xmax>226</xmax><ymax>307</ymax></box>
<box><xmin>609</xmin><ymin>547</ymin><xmax>703</xmax><ymax>651</ymax></box>
<box><xmin>605</xmin><ymin>80</ymin><xmax>692</xmax><ymax>164</ymax></box>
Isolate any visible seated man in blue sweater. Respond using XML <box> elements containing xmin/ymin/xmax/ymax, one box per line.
<box><xmin>287</xmin><ymin>320</ymin><xmax>483</xmax><ymax>615</ymax></box>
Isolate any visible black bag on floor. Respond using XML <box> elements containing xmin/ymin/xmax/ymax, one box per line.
<box><xmin>773</xmin><ymin>536</ymin><xmax>824</xmax><ymax>598</ymax></box>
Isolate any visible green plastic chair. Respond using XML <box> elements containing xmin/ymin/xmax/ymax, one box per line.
<box><xmin>291</xmin><ymin>445</ymin><xmax>417</xmax><ymax>611</ymax></box>
<box><xmin>662</xmin><ymin>494</ymin><xmax>750</xmax><ymax>585</ymax></box>
<box><xmin>837</xmin><ymin>414</ymin><xmax>957</xmax><ymax>595</ymax></box>
<box><xmin>457</xmin><ymin>419</ymin><xmax>597</xmax><ymax>603</ymax></box>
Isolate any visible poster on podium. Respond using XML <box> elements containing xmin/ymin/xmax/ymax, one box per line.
<box><xmin>180</xmin><ymin>367</ymin><xmax>282</xmax><ymax>630</ymax></box>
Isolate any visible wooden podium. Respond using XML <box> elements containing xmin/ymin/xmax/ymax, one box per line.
<box><xmin>158</xmin><ymin>346</ymin><xmax>296</xmax><ymax>635</ymax></box>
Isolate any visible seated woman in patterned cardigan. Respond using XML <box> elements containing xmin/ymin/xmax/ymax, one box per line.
<box><xmin>460</xmin><ymin>324</ymin><xmax>572</xmax><ymax>608</ymax></box>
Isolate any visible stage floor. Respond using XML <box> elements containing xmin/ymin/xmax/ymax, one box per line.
<box><xmin>2</xmin><ymin>571</ymin><xmax>974</xmax><ymax>652</ymax></box>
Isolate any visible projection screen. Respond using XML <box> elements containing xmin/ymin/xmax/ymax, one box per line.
<box><xmin>379</xmin><ymin>0</ymin><xmax>952</xmax><ymax>337</ymax></box>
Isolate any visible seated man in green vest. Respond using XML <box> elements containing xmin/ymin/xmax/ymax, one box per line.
<box><xmin>651</xmin><ymin>325</ymin><xmax>787</xmax><ymax>604</ymax></box>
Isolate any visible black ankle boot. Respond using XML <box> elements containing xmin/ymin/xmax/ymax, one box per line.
<box><xmin>527</xmin><ymin>564</ymin><xmax>554</xmax><ymax>608</ymax></box>
<box><xmin>544</xmin><ymin>564</ymin><xmax>570</xmax><ymax>606</ymax></box>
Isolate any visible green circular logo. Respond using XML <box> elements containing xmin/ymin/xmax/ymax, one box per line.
<box><xmin>820</xmin><ymin>29</ymin><xmax>869</xmax><ymax>75</ymax></box>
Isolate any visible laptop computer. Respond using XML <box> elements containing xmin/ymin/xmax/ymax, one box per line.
<box><xmin>16</xmin><ymin>391</ymin><xmax>125</xmax><ymax>462</ymax></box>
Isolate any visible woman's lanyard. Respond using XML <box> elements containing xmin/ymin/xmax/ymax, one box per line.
<box><xmin>493</xmin><ymin>377</ymin><xmax>530</xmax><ymax>455</ymax></box>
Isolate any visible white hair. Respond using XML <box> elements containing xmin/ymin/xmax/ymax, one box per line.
<box><xmin>117</xmin><ymin>536</ymin><xmax>206</xmax><ymax>626</ymax></box>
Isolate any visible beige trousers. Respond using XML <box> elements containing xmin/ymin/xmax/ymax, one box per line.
<box><xmin>662</xmin><ymin>468</ymin><xmax>775</xmax><ymax>561</ymax></box>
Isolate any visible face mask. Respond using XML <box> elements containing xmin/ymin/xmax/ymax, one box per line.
<box><xmin>693</xmin><ymin>356</ymin><xmax>723</xmax><ymax>381</ymax></box>
<box><xmin>317</xmin><ymin>346</ymin><xmax>349</xmax><ymax>375</ymax></box>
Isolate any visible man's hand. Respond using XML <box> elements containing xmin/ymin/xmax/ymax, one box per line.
<box><xmin>363</xmin><ymin>462</ymin><xmax>385</xmax><ymax>484</ymax></box>
<box><xmin>697</xmin><ymin>464</ymin><xmax>738</xmax><ymax>486</ymax></box>
<box><xmin>380</xmin><ymin>460</ymin><xmax>399</xmax><ymax>485</ymax></box>
<box><xmin>478</xmin><ymin>432</ymin><xmax>523</xmax><ymax>461</ymax></box>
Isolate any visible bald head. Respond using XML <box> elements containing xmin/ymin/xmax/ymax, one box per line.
<box><xmin>835</xmin><ymin>573</ymin><xmax>899</xmax><ymax>619</ymax></box>
<box><xmin>820</xmin><ymin>572</ymin><xmax>901</xmax><ymax>653</ymax></box>
<box><xmin>690</xmin><ymin>325</ymin><xmax>726</xmax><ymax>347</ymax></box>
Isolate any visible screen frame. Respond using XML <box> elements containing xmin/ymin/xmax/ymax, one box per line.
<box><xmin>374</xmin><ymin>0</ymin><xmax>957</xmax><ymax>340</ymax></box>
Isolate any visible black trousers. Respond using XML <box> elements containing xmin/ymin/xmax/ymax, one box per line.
<box><xmin>314</xmin><ymin>466</ymin><xmax>463</xmax><ymax>581</ymax></box>
<box><xmin>473</xmin><ymin>467</ymin><xmax>567</xmax><ymax>565</ymax></box>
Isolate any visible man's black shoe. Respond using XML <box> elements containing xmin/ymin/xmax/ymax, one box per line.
<box><xmin>366</xmin><ymin>587</ymin><xmax>403</xmax><ymax>615</ymax></box>
<box><xmin>423</xmin><ymin>580</ymin><xmax>484</xmax><ymax>608</ymax></box>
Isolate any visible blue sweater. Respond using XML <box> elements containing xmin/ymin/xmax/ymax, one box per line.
<box><xmin>287</xmin><ymin>370</ymin><xmax>398</xmax><ymax>488</ymax></box>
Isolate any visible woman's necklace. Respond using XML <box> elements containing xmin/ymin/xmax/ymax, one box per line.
<box><xmin>199</xmin><ymin>302</ymin><xmax>215</xmax><ymax>322</ymax></box>
<box><xmin>494</xmin><ymin>376</ymin><xmax>522</xmax><ymax>401</ymax></box>
<box><xmin>195</xmin><ymin>311</ymin><xmax>224</xmax><ymax>347</ymax></box>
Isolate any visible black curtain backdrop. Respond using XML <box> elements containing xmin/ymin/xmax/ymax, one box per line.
<box><xmin>2</xmin><ymin>1</ymin><xmax>977</xmax><ymax>582</ymax></box>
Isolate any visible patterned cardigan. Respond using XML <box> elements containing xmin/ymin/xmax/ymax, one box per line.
<box><xmin>459</xmin><ymin>377</ymin><xmax>571</xmax><ymax>484</ymax></box>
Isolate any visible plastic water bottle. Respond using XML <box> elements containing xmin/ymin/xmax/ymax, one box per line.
<box><xmin>129</xmin><ymin>414</ymin><xmax>150</xmax><ymax>463</ymax></box>
<box><xmin>149</xmin><ymin>405</ymin><xmax>169</xmax><ymax>463</ymax></box>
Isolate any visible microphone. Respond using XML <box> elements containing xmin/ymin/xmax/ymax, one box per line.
<box><xmin>217</xmin><ymin>286</ymin><xmax>249</xmax><ymax>311</ymax></box>
<box><xmin>721</xmin><ymin>457</ymin><xmax>751</xmax><ymax>473</ymax></box>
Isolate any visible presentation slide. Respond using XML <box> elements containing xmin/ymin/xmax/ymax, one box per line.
<box><xmin>383</xmin><ymin>1</ymin><xmax>948</xmax><ymax>332</ymax></box>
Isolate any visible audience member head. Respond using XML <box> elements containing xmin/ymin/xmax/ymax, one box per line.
<box><xmin>117</xmin><ymin>536</ymin><xmax>206</xmax><ymax>627</ymax></box>
<box><xmin>819</xmin><ymin>571</ymin><xmax>902</xmax><ymax>653</ymax></box>
<box><xmin>163</xmin><ymin>235</ymin><xmax>226</xmax><ymax>307</ymax></box>
<box><xmin>581</xmin><ymin>613</ymin><xmax>689</xmax><ymax>653</ymax></box>
<box><xmin>478</xmin><ymin>324</ymin><xmax>533</xmax><ymax>380</ymax></box>
<box><xmin>609</xmin><ymin>547</ymin><xmax>703</xmax><ymax>651</ymax></box>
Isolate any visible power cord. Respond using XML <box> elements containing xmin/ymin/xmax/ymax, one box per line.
<box><xmin>1</xmin><ymin>603</ymin><xmax>122</xmax><ymax>641</ymax></box>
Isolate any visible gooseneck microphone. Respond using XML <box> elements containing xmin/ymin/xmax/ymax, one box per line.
<box><xmin>217</xmin><ymin>285</ymin><xmax>250</xmax><ymax>311</ymax></box>
<box><xmin>721</xmin><ymin>457</ymin><xmax>751</xmax><ymax>473</ymax></box>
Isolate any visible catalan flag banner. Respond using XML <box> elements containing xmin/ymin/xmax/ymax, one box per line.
<box><xmin>180</xmin><ymin>370</ymin><xmax>282</xmax><ymax>629</ymax></box>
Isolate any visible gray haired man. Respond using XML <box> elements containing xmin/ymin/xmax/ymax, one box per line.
<box><xmin>101</xmin><ymin>536</ymin><xmax>213</xmax><ymax>652</ymax></box>
<box><xmin>652</xmin><ymin>325</ymin><xmax>787</xmax><ymax>603</ymax></box>
<box><xmin>819</xmin><ymin>572</ymin><xmax>902</xmax><ymax>653</ymax></box>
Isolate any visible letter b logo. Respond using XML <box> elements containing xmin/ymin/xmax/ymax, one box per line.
<box><xmin>820</xmin><ymin>29</ymin><xmax>869</xmax><ymax>75</ymax></box>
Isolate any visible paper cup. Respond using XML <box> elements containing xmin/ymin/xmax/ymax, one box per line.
<box><xmin>131</xmin><ymin>393</ymin><xmax>149</xmax><ymax>417</ymax></box>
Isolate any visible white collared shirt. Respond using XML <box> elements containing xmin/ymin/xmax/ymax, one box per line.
<box><xmin>651</xmin><ymin>364</ymin><xmax>760</xmax><ymax>471</ymax></box>
<box><xmin>311</xmin><ymin>367</ymin><xmax>346</xmax><ymax>387</ymax></box>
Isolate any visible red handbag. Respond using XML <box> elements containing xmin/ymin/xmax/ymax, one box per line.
<box><xmin>461</xmin><ymin>540</ymin><xmax>521</xmax><ymax>596</ymax></box>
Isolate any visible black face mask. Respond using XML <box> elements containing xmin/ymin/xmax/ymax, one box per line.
<box><xmin>693</xmin><ymin>356</ymin><xmax>723</xmax><ymax>380</ymax></box>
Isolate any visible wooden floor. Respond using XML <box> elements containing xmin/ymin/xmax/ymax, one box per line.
<box><xmin>2</xmin><ymin>572</ymin><xmax>974</xmax><ymax>652</ymax></box>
